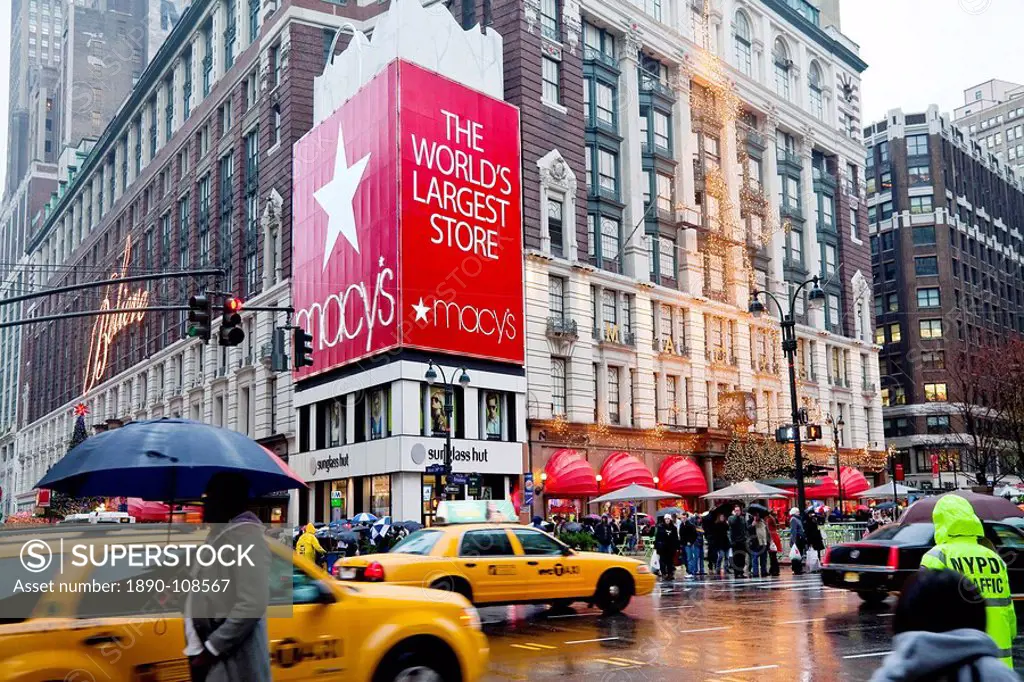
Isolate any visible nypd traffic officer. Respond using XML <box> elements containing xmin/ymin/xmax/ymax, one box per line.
<box><xmin>920</xmin><ymin>495</ymin><xmax>1017</xmax><ymax>668</ymax></box>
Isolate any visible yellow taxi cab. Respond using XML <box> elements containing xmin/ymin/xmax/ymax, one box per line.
<box><xmin>0</xmin><ymin>526</ymin><xmax>488</xmax><ymax>682</ymax></box>
<box><xmin>335</xmin><ymin>522</ymin><xmax>656</xmax><ymax>613</ymax></box>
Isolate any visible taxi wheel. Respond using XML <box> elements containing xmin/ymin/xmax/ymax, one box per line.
<box><xmin>857</xmin><ymin>591</ymin><xmax>888</xmax><ymax>605</ymax></box>
<box><xmin>373</xmin><ymin>639</ymin><xmax>459</xmax><ymax>682</ymax></box>
<box><xmin>595</xmin><ymin>570</ymin><xmax>634</xmax><ymax>614</ymax></box>
<box><xmin>429</xmin><ymin>576</ymin><xmax>473</xmax><ymax>602</ymax></box>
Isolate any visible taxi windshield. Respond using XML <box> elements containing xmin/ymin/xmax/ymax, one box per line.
<box><xmin>389</xmin><ymin>529</ymin><xmax>442</xmax><ymax>555</ymax></box>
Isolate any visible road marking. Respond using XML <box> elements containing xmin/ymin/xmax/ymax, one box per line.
<box><xmin>714</xmin><ymin>664</ymin><xmax>780</xmax><ymax>674</ymax></box>
<box><xmin>594</xmin><ymin>658</ymin><xmax>632</xmax><ymax>667</ymax></box>
<box><xmin>564</xmin><ymin>637</ymin><xmax>620</xmax><ymax>645</ymax></box>
<box><xmin>878</xmin><ymin>613</ymin><xmax>895</xmax><ymax>617</ymax></box>
<box><xmin>510</xmin><ymin>643</ymin><xmax>557</xmax><ymax>651</ymax></box>
<box><xmin>657</xmin><ymin>604</ymin><xmax>697</xmax><ymax>610</ymax></box>
<box><xmin>781</xmin><ymin>618</ymin><xmax>825</xmax><ymax>624</ymax></box>
<box><xmin>844</xmin><ymin>651</ymin><xmax>892</xmax><ymax>659</ymax></box>
<box><xmin>680</xmin><ymin>626</ymin><xmax>730</xmax><ymax>634</ymax></box>
<box><xmin>608</xmin><ymin>657</ymin><xmax>645</xmax><ymax>666</ymax></box>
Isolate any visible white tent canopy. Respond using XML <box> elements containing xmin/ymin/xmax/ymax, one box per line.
<box><xmin>589</xmin><ymin>483</ymin><xmax>675</xmax><ymax>504</ymax></box>
<box><xmin>702</xmin><ymin>480</ymin><xmax>792</xmax><ymax>501</ymax></box>
<box><xmin>856</xmin><ymin>483</ymin><xmax>919</xmax><ymax>499</ymax></box>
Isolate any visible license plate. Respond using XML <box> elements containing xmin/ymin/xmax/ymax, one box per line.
<box><xmin>844</xmin><ymin>572</ymin><xmax>860</xmax><ymax>583</ymax></box>
<box><xmin>338</xmin><ymin>568</ymin><xmax>357</xmax><ymax>580</ymax></box>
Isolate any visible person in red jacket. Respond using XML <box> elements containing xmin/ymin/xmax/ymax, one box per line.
<box><xmin>766</xmin><ymin>512</ymin><xmax>783</xmax><ymax>577</ymax></box>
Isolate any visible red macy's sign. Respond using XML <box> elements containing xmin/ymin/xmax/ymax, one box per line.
<box><xmin>292</xmin><ymin>61</ymin><xmax>524</xmax><ymax>378</ymax></box>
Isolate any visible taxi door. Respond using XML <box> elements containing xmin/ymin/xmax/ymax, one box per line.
<box><xmin>268</xmin><ymin>554</ymin><xmax>349</xmax><ymax>680</ymax></box>
<box><xmin>509</xmin><ymin>528</ymin><xmax>586</xmax><ymax>601</ymax></box>
<box><xmin>456</xmin><ymin>528</ymin><xmax>523</xmax><ymax>604</ymax></box>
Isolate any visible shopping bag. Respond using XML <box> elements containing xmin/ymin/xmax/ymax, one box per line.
<box><xmin>806</xmin><ymin>548</ymin><xmax>820</xmax><ymax>572</ymax></box>
<box><xmin>789</xmin><ymin>544</ymin><xmax>801</xmax><ymax>561</ymax></box>
<box><xmin>650</xmin><ymin>552</ymin><xmax>661</xmax><ymax>575</ymax></box>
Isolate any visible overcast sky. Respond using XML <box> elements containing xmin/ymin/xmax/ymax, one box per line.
<box><xmin>0</xmin><ymin>1</ymin><xmax>1020</xmax><ymax>192</ymax></box>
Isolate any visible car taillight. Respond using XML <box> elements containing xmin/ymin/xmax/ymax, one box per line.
<box><xmin>887</xmin><ymin>546</ymin><xmax>900</xmax><ymax>571</ymax></box>
<box><xmin>364</xmin><ymin>561</ymin><xmax>385</xmax><ymax>582</ymax></box>
<box><xmin>331</xmin><ymin>563</ymin><xmax>340</xmax><ymax>578</ymax></box>
<box><xmin>822</xmin><ymin>546</ymin><xmax>832</xmax><ymax>567</ymax></box>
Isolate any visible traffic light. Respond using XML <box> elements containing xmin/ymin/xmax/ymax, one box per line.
<box><xmin>187</xmin><ymin>294</ymin><xmax>212</xmax><ymax>342</ymax></box>
<box><xmin>219</xmin><ymin>297</ymin><xmax>245</xmax><ymax>347</ymax></box>
<box><xmin>805</xmin><ymin>424</ymin><xmax>823</xmax><ymax>441</ymax></box>
<box><xmin>293</xmin><ymin>326</ymin><xmax>313</xmax><ymax>368</ymax></box>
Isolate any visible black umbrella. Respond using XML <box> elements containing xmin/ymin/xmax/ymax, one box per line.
<box><xmin>396</xmin><ymin>520</ymin><xmax>423</xmax><ymax>532</ymax></box>
<box><xmin>563</xmin><ymin>522</ymin><xmax>583</xmax><ymax>532</ymax></box>
<box><xmin>748</xmin><ymin>503</ymin><xmax>770</xmax><ymax>517</ymax></box>
<box><xmin>337</xmin><ymin>530</ymin><xmax>360</xmax><ymax>544</ymax></box>
<box><xmin>874</xmin><ymin>502</ymin><xmax>897</xmax><ymax>511</ymax></box>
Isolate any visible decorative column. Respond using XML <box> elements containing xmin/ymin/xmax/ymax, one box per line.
<box><xmin>763</xmin><ymin>108</ymin><xmax>785</xmax><ymax>296</ymax></box>
<box><xmin>672</xmin><ymin>61</ymin><xmax>700</xmax><ymax>295</ymax></box>
<box><xmin>800</xmin><ymin>130</ymin><xmax>824</xmax><ymax>330</ymax></box>
<box><xmin>618</xmin><ymin>23</ymin><xmax>648</xmax><ymax>280</ymax></box>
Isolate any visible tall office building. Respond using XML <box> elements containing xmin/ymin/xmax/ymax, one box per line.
<box><xmin>866</xmin><ymin>105</ymin><xmax>1024</xmax><ymax>487</ymax></box>
<box><xmin>954</xmin><ymin>79</ymin><xmax>1024</xmax><ymax>179</ymax></box>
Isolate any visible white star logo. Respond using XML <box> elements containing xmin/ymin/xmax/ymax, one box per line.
<box><xmin>314</xmin><ymin>124</ymin><xmax>371</xmax><ymax>272</ymax></box>
<box><xmin>412</xmin><ymin>298</ymin><xmax>430</xmax><ymax>323</ymax></box>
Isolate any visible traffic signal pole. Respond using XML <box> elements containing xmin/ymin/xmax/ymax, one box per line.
<box><xmin>0</xmin><ymin>305</ymin><xmax>189</xmax><ymax>329</ymax></box>
<box><xmin>0</xmin><ymin>269</ymin><xmax>223</xmax><ymax>307</ymax></box>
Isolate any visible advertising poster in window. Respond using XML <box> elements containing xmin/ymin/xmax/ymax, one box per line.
<box><xmin>484</xmin><ymin>391</ymin><xmax>502</xmax><ymax>440</ymax></box>
<box><xmin>369</xmin><ymin>389</ymin><xmax>387</xmax><ymax>440</ymax></box>
<box><xmin>329</xmin><ymin>400</ymin><xmax>343</xmax><ymax>446</ymax></box>
<box><xmin>429</xmin><ymin>386</ymin><xmax>449</xmax><ymax>435</ymax></box>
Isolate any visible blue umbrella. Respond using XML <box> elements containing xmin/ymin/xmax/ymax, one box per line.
<box><xmin>352</xmin><ymin>512</ymin><xmax>378</xmax><ymax>524</ymax></box>
<box><xmin>34</xmin><ymin>418</ymin><xmax>306</xmax><ymax>500</ymax></box>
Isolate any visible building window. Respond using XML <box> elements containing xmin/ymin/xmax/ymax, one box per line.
<box><xmin>922</xmin><ymin>350</ymin><xmax>945</xmax><ymax>370</ymax></box>
<box><xmin>597</xmin><ymin>148</ymin><xmax>618</xmax><ymax>196</ymax></box>
<box><xmin>182</xmin><ymin>52</ymin><xmax>193</xmax><ymax>119</ymax></box>
<box><xmin>908</xmin><ymin>165</ymin><xmax>930</xmax><ymax>185</ymax></box>
<box><xmin>541</xmin><ymin>56</ymin><xmax>560</xmax><ymax>104</ymax></box>
<box><xmin>827</xmin><ymin>294</ymin><xmax>840</xmax><ymax>330</ymax></box>
<box><xmin>224</xmin><ymin>0</ymin><xmax>237</xmax><ymax>69</ymax></box>
<box><xmin>919</xmin><ymin>319</ymin><xmax>943</xmax><ymax>339</ymax></box>
<box><xmin>808</xmin><ymin>62</ymin><xmax>824</xmax><ymax>120</ymax></box>
<box><xmin>202</xmin><ymin>20</ymin><xmax>213</xmax><ymax>97</ymax></box>
<box><xmin>821</xmin><ymin>242</ymin><xmax>837</xmax><ymax>276</ymax></box>
<box><xmin>906</xmin><ymin>134</ymin><xmax>929</xmax><ymax>156</ymax></box>
<box><xmin>927</xmin><ymin>415</ymin><xmax>950</xmax><ymax>434</ymax></box>
<box><xmin>244</xmin><ymin>130</ymin><xmax>260</xmax><ymax>297</ymax></box>
<box><xmin>850</xmin><ymin>207</ymin><xmax>859</xmax><ymax>240</ymax></box>
<box><xmin>607</xmin><ymin>366</ymin><xmax>620</xmax><ymax>424</ymax></box>
<box><xmin>658</xmin><ymin>237</ymin><xmax>676</xmax><ymax>280</ymax></box>
<box><xmin>772</xmin><ymin>38</ymin><xmax>791</xmax><ymax>100</ymax></box>
<box><xmin>914</xmin><ymin>256</ymin><xmax>938</xmax><ymax>276</ymax></box>
<box><xmin>219</xmin><ymin>152</ymin><xmax>235</xmax><ymax>286</ymax></box>
<box><xmin>594</xmin><ymin>81</ymin><xmax>615</xmax><ymax>128</ymax></box>
<box><xmin>547</xmin><ymin>198</ymin><xmax>564</xmax><ymax>257</ymax></box>
<box><xmin>549</xmin><ymin>277</ymin><xmax>566</xmax><ymax>323</ymax></box>
<box><xmin>924</xmin><ymin>382</ymin><xmax>947</xmax><ymax>402</ymax></box>
<box><xmin>272</xmin><ymin>105</ymin><xmax>282</xmax><ymax>146</ymax></box>
<box><xmin>178</xmin><ymin>194</ymin><xmax>190</xmax><ymax>269</ymax></box>
<box><xmin>540</xmin><ymin>0</ymin><xmax>559</xmax><ymax>40</ymax></box>
<box><xmin>248</xmin><ymin>0</ymin><xmax>260</xmax><ymax>42</ymax></box>
<box><xmin>551</xmin><ymin>357</ymin><xmax>567</xmax><ymax>417</ymax></box>
<box><xmin>733</xmin><ymin>11</ymin><xmax>752</xmax><ymax>76</ymax></box>
<box><xmin>910</xmin><ymin>196</ymin><xmax>933</xmax><ymax>215</ymax></box>
<box><xmin>197</xmin><ymin>175</ymin><xmax>211</xmax><ymax>266</ymax></box>
<box><xmin>917</xmin><ymin>287</ymin><xmax>940</xmax><ymax>308</ymax></box>
<box><xmin>652</xmin><ymin>110</ymin><xmax>670</xmax><ymax>151</ymax></box>
<box><xmin>912</xmin><ymin>225</ymin><xmax>936</xmax><ymax>245</ymax></box>
<box><xmin>889</xmin><ymin>323</ymin><xmax>901</xmax><ymax>343</ymax></box>
<box><xmin>788</xmin><ymin>228</ymin><xmax>803</xmax><ymax>263</ymax></box>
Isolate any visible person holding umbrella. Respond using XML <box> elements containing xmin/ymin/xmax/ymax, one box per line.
<box><xmin>654</xmin><ymin>514</ymin><xmax>680</xmax><ymax>581</ymax></box>
<box><xmin>728</xmin><ymin>505</ymin><xmax>749</xmax><ymax>579</ymax></box>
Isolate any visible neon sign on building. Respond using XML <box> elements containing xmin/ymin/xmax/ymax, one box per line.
<box><xmin>82</xmin><ymin>236</ymin><xmax>151</xmax><ymax>393</ymax></box>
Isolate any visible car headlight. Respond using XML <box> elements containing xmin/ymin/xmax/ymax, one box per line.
<box><xmin>636</xmin><ymin>564</ymin><xmax>651</xmax><ymax>574</ymax></box>
<box><xmin>460</xmin><ymin>605</ymin><xmax>482</xmax><ymax>631</ymax></box>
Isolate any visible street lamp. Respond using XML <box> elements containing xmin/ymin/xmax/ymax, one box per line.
<box><xmin>425</xmin><ymin>360</ymin><xmax>470</xmax><ymax>505</ymax></box>
<box><xmin>826</xmin><ymin>413</ymin><xmax>845</xmax><ymax>516</ymax></box>
<box><xmin>748</xmin><ymin>275</ymin><xmax>827</xmax><ymax>515</ymax></box>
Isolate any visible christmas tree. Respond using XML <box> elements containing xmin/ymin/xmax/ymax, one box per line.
<box><xmin>45</xmin><ymin>404</ymin><xmax>104</xmax><ymax>519</ymax></box>
<box><xmin>724</xmin><ymin>433</ymin><xmax>794</xmax><ymax>482</ymax></box>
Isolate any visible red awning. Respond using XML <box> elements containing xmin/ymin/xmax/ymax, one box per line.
<box><xmin>126</xmin><ymin>498</ymin><xmax>203</xmax><ymax>523</ymax></box>
<box><xmin>543</xmin><ymin>449</ymin><xmax>598</xmax><ymax>497</ymax></box>
<box><xmin>801</xmin><ymin>467</ymin><xmax>870</xmax><ymax>499</ymax></box>
<box><xmin>657</xmin><ymin>456</ymin><xmax>709</xmax><ymax>496</ymax></box>
<box><xmin>599</xmin><ymin>452</ymin><xmax>655</xmax><ymax>492</ymax></box>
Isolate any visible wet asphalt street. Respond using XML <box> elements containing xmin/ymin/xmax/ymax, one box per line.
<box><xmin>480</xmin><ymin>573</ymin><xmax>1024</xmax><ymax>681</ymax></box>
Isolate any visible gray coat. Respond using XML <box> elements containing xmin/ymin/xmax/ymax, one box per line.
<box><xmin>188</xmin><ymin>512</ymin><xmax>271</xmax><ymax>682</ymax></box>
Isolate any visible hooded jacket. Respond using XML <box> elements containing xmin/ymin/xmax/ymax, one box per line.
<box><xmin>295</xmin><ymin>523</ymin><xmax>325</xmax><ymax>561</ymax></box>
<box><xmin>869</xmin><ymin>628</ymin><xmax>1019</xmax><ymax>682</ymax></box>
<box><xmin>920</xmin><ymin>495</ymin><xmax>1017</xmax><ymax>669</ymax></box>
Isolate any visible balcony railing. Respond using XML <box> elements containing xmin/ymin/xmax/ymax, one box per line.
<box><xmin>654</xmin><ymin>336</ymin><xmax>689</xmax><ymax>356</ymax></box>
<box><xmin>582</xmin><ymin>46</ymin><xmax>618</xmax><ymax>70</ymax></box>
<box><xmin>547</xmin><ymin>316</ymin><xmax>579</xmax><ymax>339</ymax></box>
<box><xmin>638</xmin><ymin>70</ymin><xmax>674</xmax><ymax>99</ymax></box>
<box><xmin>705</xmin><ymin>347</ymin><xmax>737</xmax><ymax>366</ymax></box>
<box><xmin>594</xmin><ymin>325</ymin><xmax>636</xmax><ymax>347</ymax></box>
<box><xmin>862</xmin><ymin>381</ymin><xmax>876</xmax><ymax>392</ymax></box>
<box><xmin>780</xmin><ymin>203</ymin><xmax>803</xmax><ymax>220</ymax></box>
<box><xmin>778</xmin><ymin>148</ymin><xmax>802</xmax><ymax>167</ymax></box>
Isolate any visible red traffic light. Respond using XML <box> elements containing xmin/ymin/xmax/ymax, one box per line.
<box><xmin>225</xmin><ymin>297</ymin><xmax>243</xmax><ymax>313</ymax></box>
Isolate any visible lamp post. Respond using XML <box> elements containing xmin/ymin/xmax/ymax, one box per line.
<box><xmin>826</xmin><ymin>412</ymin><xmax>845</xmax><ymax>516</ymax></box>
<box><xmin>425</xmin><ymin>361</ymin><xmax>470</xmax><ymax>506</ymax></box>
<box><xmin>748</xmin><ymin>275</ymin><xmax>827</xmax><ymax>516</ymax></box>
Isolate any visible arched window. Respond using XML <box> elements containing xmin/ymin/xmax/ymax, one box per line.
<box><xmin>773</xmin><ymin>37</ymin><xmax>790</xmax><ymax>100</ymax></box>
<box><xmin>808</xmin><ymin>61</ymin><xmax>824</xmax><ymax>120</ymax></box>
<box><xmin>733</xmin><ymin>12</ymin><xmax>752</xmax><ymax>76</ymax></box>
